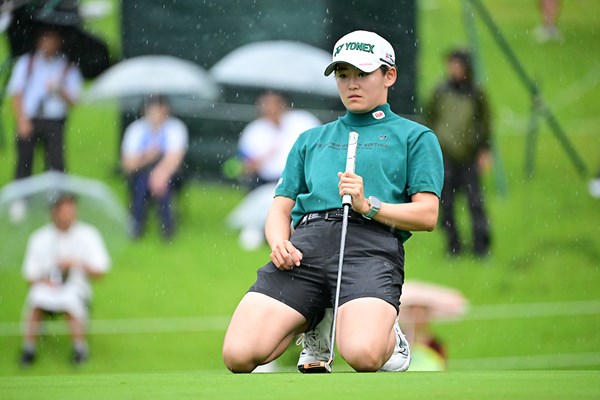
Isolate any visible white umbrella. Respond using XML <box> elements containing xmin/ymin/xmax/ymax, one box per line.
<box><xmin>84</xmin><ymin>55</ymin><xmax>220</xmax><ymax>114</ymax></box>
<box><xmin>0</xmin><ymin>172</ymin><xmax>130</xmax><ymax>269</ymax></box>
<box><xmin>210</xmin><ymin>40</ymin><xmax>338</xmax><ymax>97</ymax></box>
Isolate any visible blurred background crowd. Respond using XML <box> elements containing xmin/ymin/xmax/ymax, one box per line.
<box><xmin>0</xmin><ymin>0</ymin><xmax>598</xmax><ymax>374</ymax></box>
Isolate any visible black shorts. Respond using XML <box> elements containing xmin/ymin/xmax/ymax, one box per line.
<box><xmin>249</xmin><ymin>216</ymin><xmax>405</xmax><ymax>330</ymax></box>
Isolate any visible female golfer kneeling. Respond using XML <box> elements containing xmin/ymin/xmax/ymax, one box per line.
<box><xmin>222</xmin><ymin>30</ymin><xmax>444</xmax><ymax>373</ymax></box>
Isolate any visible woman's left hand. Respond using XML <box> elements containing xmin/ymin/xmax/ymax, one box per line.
<box><xmin>337</xmin><ymin>171</ymin><xmax>370</xmax><ymax>214</ymax></box>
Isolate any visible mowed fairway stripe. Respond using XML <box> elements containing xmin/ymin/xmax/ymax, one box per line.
<box><xmin>1</xmin><ymin>300</ymin><xmax>599</xmax><ymax>336</ymax></box>
<box><xmin>450</xmin><ymin>352</ymin><xmax>600</xmax><ymax>369</ymax></box>
<box><xmin>0</xmin><ymin>316</ymin><xmax>231</xmax><ymax>336</ymax></box>
<box><xmin>0</xmin><ymin>371</ymin><xmax>598</xmax><ymax>400</ymax></box>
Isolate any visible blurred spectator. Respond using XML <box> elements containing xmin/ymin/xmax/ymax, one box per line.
<box><xmin>400</xmin><ymin>304</ymin><xmax>447</xmax><ymax>371</ymax></box>
<box><xmin>535</xmin><ymin>0</ymin><xmax>562</xmax><ymax>42</ymax></box>
<box><xmin>398</xmin><ymin>281</ymin><xmax>468</xmax><ymax>371</ymax></box>
<box><xmin>20</xmin><ymin>193</ymin><xmax>110</xmax><ymax>367</ymax></box>
<box><xmin>227</xmin><ymin>91</ymin><xmax>320</xmax><ymax>250</ymax></box>
<box><xmin>237</xmin><ymin>91</ymin><xmax>320</xmax><ymax>189</ymax></box>
<box><xmin>589</xmin><ymin>167</ymin><xmax>600</xmax><ymax>199</ymax></box>
<box><xmin>426</xmin><ymin>49</ymin><xmax>492</xmax><ymax>258</ymax></box>
<box><xmin>7</xmin><ymin>25</ymin><xmax>83</xmax><ymax>180</ymax></box>
<box><xmin>121</xmin><ymin>95</ymin><xmax>188</xmax><ymax>239</ymax></box>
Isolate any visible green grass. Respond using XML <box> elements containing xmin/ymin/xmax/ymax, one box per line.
<box><xmin>1</xmin><ymin>371</ymin><xmax>599</xmax><ymax>400</ymax></box>
<box><xmin>0</xmin><ymin>0</ymin><xmax>599</xmax><ymax>397</ymax></box>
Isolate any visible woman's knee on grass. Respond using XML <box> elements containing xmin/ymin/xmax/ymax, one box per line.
<box><xmin>336</xmin><ymin>298</ymin><xmax>397</xmax><ymax>371</ymax></box>
<box><xmin>338</xmin><ymin>339</ymin><xmax>390</xmax><ymax>372</ymax></box>
<box><xmin>222</xmin><ymin>341</ymin><xmax>261</xmax><ymax>373</ymax></box>
<box><xmin>222</xmin><ymin>292</ymin><xmax>308</xmax><ymax>372</ymax></box>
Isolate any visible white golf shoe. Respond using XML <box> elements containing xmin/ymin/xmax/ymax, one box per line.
<box><xmin>297</xmin><ymin>308</ymin><xmax>332</xmax><ymax>373</ymax></box>
<box><xmin>379</xmin><ymin>321</ymin><xmax>411</xmax><ymax>372</ymax></box>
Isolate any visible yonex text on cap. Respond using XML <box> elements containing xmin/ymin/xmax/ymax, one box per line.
<box><xmin>324</xmin><ymin>30</ymin><xmax>396</xmax><ymax>76</ymax></box>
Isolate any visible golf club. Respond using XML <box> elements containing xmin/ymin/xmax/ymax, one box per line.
<box><xmin>298</xmin><ymin>131</ymin><xmax>359</xmax><ymax>374</ymax></box>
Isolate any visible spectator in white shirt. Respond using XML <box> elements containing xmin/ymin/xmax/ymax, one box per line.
<box><xmin>228</xmin><ymin>91</ymin><xmax>320</xmax><ymax>250</ymax></box>
<box><xmin>21</xmin><ymin>193</ymin><xmax>110</xmax><ymax>366</ymax></box>
<box><xmin>121</xmin><ymin>95</ymin><xmax>188</xmax><ymax>239</ymax></box>
<box><xmin>7</xmin><ymin>25</ymin><xmax>83</xmax><ymax>179</ymax></box>
<box><xmin>238</xmin><ymin>91</ymin><xmax>321</xmax><ymax>188</ymax></box>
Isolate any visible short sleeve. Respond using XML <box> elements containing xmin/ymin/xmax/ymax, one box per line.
<box><xmin>121</xmin><ymin>121</ymin><xmax>144</xmax><ymax>157</ymax></box>
<box><xmin>274</xmin><ymin>135</ymin><xmax>307</xmax><ymax>200</ymax></box>
<box><xmin>238</xmin><ymin>120</ymin><xmax>270</xmax><ymax>161</ymax></box>
<box><xmin>164</xmin><ymin>118</ymin><xmax>189</xmax><ymax>153</ymax></box>
<box><xmin>7</xmin><ymin>55</ymin><xmax>29</xmax><ymax>96</ymax></box>
<box><xmin>64</xmin><ymin>65</ymin><xmax>83</xmax><ymax>101</ymax></box>
<box><xmin>82</xmin><ymin>227</ymin><xmax>110</xmax><ymax>273</ymax></box>
<box><xmin>406</xmin><ymin>130</ymin><xmax>444</xmax><ymax>198</ymax></box>
<box><xmin>22</xmin><ymin>230</ymin><xmax>49</xmax><ymax>282</ymax></box>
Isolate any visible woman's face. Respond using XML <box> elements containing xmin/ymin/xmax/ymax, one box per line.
<box><xmin>335</xmin><ymin>63</ymin><xmax>396</xmax><ymax>114</ymax></box>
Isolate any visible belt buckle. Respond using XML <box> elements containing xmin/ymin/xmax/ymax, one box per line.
<box><xmin>303</xmin><ymin>213</ymin><xmax>320</xmax><ymax>224</ymax></box>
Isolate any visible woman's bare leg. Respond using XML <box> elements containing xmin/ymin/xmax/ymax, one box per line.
<box><xmin>336</xmin><ymin>297</ymin><xmax>397</xmax><ymax>372</ymax></box>
<box><xmin>223</xmin><ymin>292</ymin><xmax>309</xmax><ymax>372</ymax></box>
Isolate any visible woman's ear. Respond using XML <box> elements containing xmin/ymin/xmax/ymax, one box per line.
<box><xmin>384</xmin><ymin>67</ymin><xmax>397</xmax><ymax>88</ymax></box>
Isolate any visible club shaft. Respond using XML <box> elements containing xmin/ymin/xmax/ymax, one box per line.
<box><xmin>329</xmin><ymin>204</ymin><xmax>350</xmax><ymax>362</ymax></box>
<box><xmin>329</xmin><ymin>131</ymin><xmax>359</xmax><ymax>364</ymax></box>
<box><xmin>342</xmin><ymin>131</ymin><xmax>359</xmax><ymax>206</ymax></box>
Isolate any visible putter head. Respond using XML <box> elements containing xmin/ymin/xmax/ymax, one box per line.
<box><xmin>298</xmin><ymin>361</ymin><xmax>332</xmax><ymax>374</ymax></box>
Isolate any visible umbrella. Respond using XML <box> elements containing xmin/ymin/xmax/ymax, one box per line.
<box><xmin>83</xmin><ymin>55</ymin><xmax>220</xmax><ymax>115</ymax></box>
<box><xmin>5</xmin><ymin>0</ymin><xmax>110</xmax><ymax>79</ymax></box>
<box><xmin>0</xmin><ymin>171</ymin><xmax>130</xmax><ymax>269</ymax></box>
<box><xmin>399</xmin><ymin>281</ymin><xmax>469</xmax><ymax>321</ymax></box>
<box><xmin>209</xmin><ymin>40</ymin><xmax>339</xmax><ymax>97</ymax></box>
<box><xmin>225</xmin><ymin>183</ymin><xmax>278</xmax><ymax>250</ymax></box>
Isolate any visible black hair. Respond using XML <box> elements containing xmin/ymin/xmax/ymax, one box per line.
<box><xmin>35</xmin><ymin>24</ymin><xmax>64</xmax><ymax>39</ymax></box>
<box><xmin>144</xmin><ymin>94</ymin><xmax>170</xmax><ymax>108</ymax></box>
<box><xmin>447</xmin><ymin>48</ymin><xmax>474</xmax><ymax>82</ymax></box>
<box><xmin>48</xmin><ymin>191</ymin><xmax>77</xmax><ymax>209</ymax></box>
<box><xmin>139</xmin><ymin>94</ymin><xmax>171</xmax><ymax>116</ymax></box>
<box><xmin>258</xmin><ymin>90</ymin><xmax>288</xmax><ymax>105</ymax></box>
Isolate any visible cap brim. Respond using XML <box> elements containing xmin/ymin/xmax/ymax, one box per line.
<box><xmin>323</xmin><ymin>60</ymin><xmax>381</xmax><ymax>76</ymax></box>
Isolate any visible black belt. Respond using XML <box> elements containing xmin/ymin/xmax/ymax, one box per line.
<box><xmin>299</xmin><ymin>208</ymin><xmax>367</xmax><ymax>226</ymax></box>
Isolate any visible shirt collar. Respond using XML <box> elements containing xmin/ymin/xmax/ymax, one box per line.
<box><xmin>340</xmin><ymin>103</ymin><xmax>392</xmax><ymax>126</ymax></box>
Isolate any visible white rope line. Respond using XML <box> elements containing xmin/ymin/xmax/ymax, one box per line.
<box><xmin>0</xmin><ymin>316</ymin><xmax>231</xmax><ymax>336</ymax></box>
<box><xmin>449</xmin><ymin>352</ymin><xmax>600</xmax><ymax>370</ymax></box>
<box><xmin>455</xmin><ymin>299</ymin><xmax>600</xmax><ymax>322</ymax></box>
<box><xmin>0</xmin><ymin>299</ymin><xmax>599</xmax><ymax>336</ymax></box>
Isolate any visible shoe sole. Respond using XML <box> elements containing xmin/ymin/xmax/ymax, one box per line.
<box><xmin>298</xmin><ymin>361</ymin><xmax>332</xmax><ymax>373</ymax></box>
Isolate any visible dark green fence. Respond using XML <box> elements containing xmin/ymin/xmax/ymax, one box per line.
<box><xmin>121</xmin><ymin>0</ymin><xmax>417</xmax><ymax>180</ymax></box>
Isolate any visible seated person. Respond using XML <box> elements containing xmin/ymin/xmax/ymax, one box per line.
<box><xmin>228</xmin><ymin>91</ymin><xmax>320</xmax><ymax>250</ymax></box>
<box><xmin>20</xmin><ymin>192</ymin><xmax>110</xmax><ymax>366</ymax></box>
<box><xmin>121</xmin><ymin>95</ymin><xmax>188</xmax><ymax>239</ymax></box>
<box><xmin>237</xmin><ymin>91</ymin><xmax>320</xmax><ymax>188</ymax></box>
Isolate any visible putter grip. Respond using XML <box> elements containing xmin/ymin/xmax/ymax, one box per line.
<box><xmin>342</xmin><ymin>131</ymin><xmax>359</xmax><ymax>206</ymax></box>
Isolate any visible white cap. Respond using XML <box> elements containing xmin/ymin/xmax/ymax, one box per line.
<box><xmin>324</xmin><ymin>30</ymin><xmax>396</xmax><ymax>76</ymax></box>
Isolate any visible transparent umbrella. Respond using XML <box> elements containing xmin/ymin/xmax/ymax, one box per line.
<box><xmin>209</xmin><ymin>40</ymin><xmax>338</xmax><ymax>97</ymax></box>
<box><xmin>0</xmin><ymin>172</ymin><xmax>130</xmax><ymax>269</ymax></box>
<box><xmin>399</xmin><ymin>281</ymin><xmax>469</xmax><ymax>321</ymax></box>
<box><xmin>83</xmin><ymin>55</ymin><xmax>220</xmax><ymax>115</ymax></box>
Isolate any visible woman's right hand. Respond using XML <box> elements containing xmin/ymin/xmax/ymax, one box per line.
<box><xmin>270</xmin><ymin>239</ymin><xmax>303</xmax><ymax>271</ymax></box>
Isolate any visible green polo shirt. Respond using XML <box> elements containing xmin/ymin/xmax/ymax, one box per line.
<box><xmin>275</xmin><ymin>103</ymin><xmax>444</xmax><ymax>243</ymax></box>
